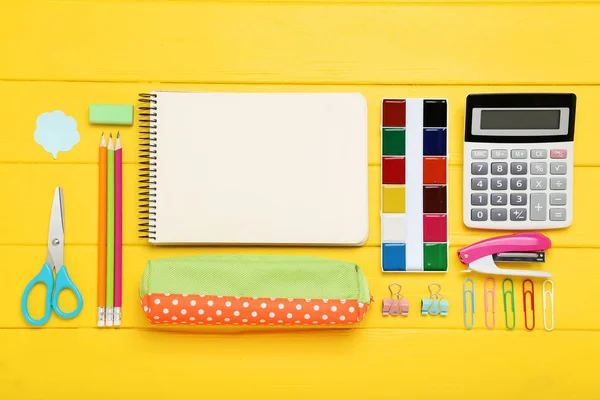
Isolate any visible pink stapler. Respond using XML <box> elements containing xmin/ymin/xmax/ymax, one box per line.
<box><xmin>457</xmin><ymin>233</ymin><xmax>552</xmax><ymax>278</ymax></box>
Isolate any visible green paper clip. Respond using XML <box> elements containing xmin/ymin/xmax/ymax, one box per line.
<box><xmin>502</xmin><ymin>278</ymin><xmax>516</xmax><ymax>330</ymax></box>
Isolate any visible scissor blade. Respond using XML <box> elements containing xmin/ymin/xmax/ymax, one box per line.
<box><xmin>46</xmin><ymin>186</ymin><xmax>65</xmax><ymax>269</ymax></box>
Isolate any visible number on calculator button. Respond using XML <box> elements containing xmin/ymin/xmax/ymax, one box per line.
<box><xmin>510</xmin><ymin>193</ymin><xmax>527</xmax><ymax>205</ymax></box>
<box><xmin>491</xmin><ymin>178</ymin><xmax>507</xmax><ymax>190</ymax></box>
<box><xmin>471</xmin><ymin>209</ymin><xmax>488</xmax><ymax>221</ymax></box>
<box><xmin>491</xmin><ymin>162</ymin><xmax>508</xmax><ymax>175</ymax></box>
<box><xmin>471</xmin><ymin>193</ymin><xmax>488</xmax><ymax>205</ymax></box>
<box><xmin>471</xmin><ymin>162</ymin><xmax>488</xmax><ymax>175</ymax></box>
<box><xmin>511</xmin><ymin>178</ymin><xmax>527</xmax><ymax>190</ymax></box>
<box><xmin>491</xmin><ymin>193</ymin><xmax>507</xmax><ymax>205</ymax></box>
<box><xmin>471</xmin><ymin>178</ymin><xmax>488</xmax><ymax>190</ymax></box>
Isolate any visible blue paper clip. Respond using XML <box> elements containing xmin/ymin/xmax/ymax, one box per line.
<box><xmin>463</xmin><ymin>278</ymin><xmax>475</xmax><ymax>329</ymax></box>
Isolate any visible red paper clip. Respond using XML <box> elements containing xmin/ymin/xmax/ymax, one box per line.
<box><xmin>523</xmin><ymin>279</ymin><xmax>535</xmax><ymax>331</ymax></box>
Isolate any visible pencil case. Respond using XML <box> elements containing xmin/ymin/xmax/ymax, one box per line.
<box><xmin>139</xmin><ymin>254</ymin><xmax>372</xmax><ymax>326</ymax></box>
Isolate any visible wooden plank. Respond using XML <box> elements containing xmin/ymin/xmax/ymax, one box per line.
<box><xmin>0</xmin><ymin>81</ymin><xmax>598</xmax><ymax>166</ymax></box>
<box><xmin>2</xmin><ymin>2</ymin><xmax>600</xmax><ymax>83</ymax></box>
<box><xmin>0</xmin><ymin>163</ymin><xmax>596</xmax><ymax>247</ymax></box>
<box><xmin>0</xmin><ymin>328</ymin><xmax>598</xmax><ymax>398</ymax></box>
<box><xmin>3</xmin><ymin>244</ymin><xmax>597</xmax><ymax>329</ymax></box>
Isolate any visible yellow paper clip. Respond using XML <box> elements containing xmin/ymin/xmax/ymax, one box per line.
<box><xmin>484</xmin><ymin>278</ymin><xmax>496</xmax><ymax>329</ymax></box>
<box><xmin>543</xmin><ymin>280</ymin><xmax>555</xmax><ymax>331</ymax></box>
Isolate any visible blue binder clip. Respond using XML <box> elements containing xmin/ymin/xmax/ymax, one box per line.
<box><xmin>421</xmin><ymin>282</ymin><xmax>448</xmax><ymax>316</ymax></box>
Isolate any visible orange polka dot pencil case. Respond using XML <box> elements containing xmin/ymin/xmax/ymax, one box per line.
<box><xmin>139</xmin><ymin>254</ymin><xmax>372</xmax><ymax>326</ymax></box>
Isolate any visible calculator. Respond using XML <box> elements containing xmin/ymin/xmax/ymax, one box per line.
<box><xmin>463</xmin><ymin>93</ymin><xmax>576</xmax><ymax>230</ymax></box>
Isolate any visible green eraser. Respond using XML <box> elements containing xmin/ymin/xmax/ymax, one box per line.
<box><xmin>89</xmin><ymin>104</ymin><xmax>133</xmax><ymax>125</ymax></box>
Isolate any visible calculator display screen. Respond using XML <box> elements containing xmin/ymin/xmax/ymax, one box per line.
<box><xmin>480</xmin><ymin>110</ymin><xmax>561</xmax><ymax>130</ymax></box>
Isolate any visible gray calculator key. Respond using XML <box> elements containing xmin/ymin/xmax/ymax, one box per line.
<box><xmin>491</xmin><ymin>162</ymin><xmax>508</xmax><ymax>175</ymax></box>
<box><xmin>510</xmin><ymin>193</ymin><xmax>527</xmax><ymax>205</ymax></box>
<box><xmin>531</xmin><ymin>149</ymin><xmax>548</xmax><ymax>159</ymax></box>
<box><xmin>471</xmin><ymin>149</ymin><xmax>488</xmax><ymax>159</ymax></box>
<box><xmin>550</xmin><ymin>162</ymin><xmax>567</xmax><ymax>175</ymax></box>
<box><xmin>511</xmin><ymin>149</ymin><xmax>527</xmax><ymax>159</ymax></box>
<box><xmin>510</xmin><ymin>162</ymin><xmax>527</xmax><ymax>175</ymax></box>
<box><xmin>531</xmin><ymin>162</ymin><xmax>547</xmax><ymax>175</ymax></box>
<box><xmin>510</xmin><ymin>208</ymin><xmax>527</xmax><ymax>221</ymax></box>
<box><xmin>550</xmin><ymin>208</ymin><xmax>567</xmax><ymax>221</ymax></box>
<box><xmin>511</xmin><ymin>178</ymin><xmax>527</xmax><ymax>190</ymax></box>
<box><xmin>471</xmin><ymin>178</ymin><xmax>488</xmax><ymax>190</ymax></box>
<box><xmin>491</xmin><ymin>208</ymin><xmax>508</xmax><ymax>221</ymax></box>
<box><xmin>471</xmin><ymin>193</ymin><xmax>488</xmax><ymax>205</ymax></box>
<box><xmin>530</xmin><ymin>177</ymin><xmax>547</xmax><ymax>190</ymax></box>
<box><xmin>530</xmin><ymin>193</ymin><xmax>547</xmax><ymax>221</ymax></box>
<box><xmin>550</xmin><ymin>177</ymin><xmax>566</xmax><ymax>190</ymax></box>
<box><xmin>491</xmin><ymin>149</ymin><xmax>508</xmax><ymax>159</ymax></box>
<box><xmin>471</xmin><ymin>208</ymin><xmax>488</xmax><ymax>221</ymax></box>
<box><xmin>491</xmin><ymin>178</ymin><xmax>507</xmax><ymax>190</ymax></box>
<box><xmin>550</xmin><ymin>193</ymin><xmax>566</xmax><ymax>206</ymax></box>
<box><xmin>490</xmin><ymin>193</ymin><xmax>507</xmax><ymax>205</ymax></box>
<box><xmin>471</xmin><ymin>162</ymin><xmax>488</xmax><ymax>175</ymax></box>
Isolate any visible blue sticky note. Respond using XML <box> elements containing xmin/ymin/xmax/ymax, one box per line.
<box><xmin>34</xmin><ymin>110</ymin><xmax>80</xmax><ymax>159</ymax></box>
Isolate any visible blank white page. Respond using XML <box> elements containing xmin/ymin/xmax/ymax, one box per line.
<box><xmin>150</xmin><ymin>91</ymin><xmax>369</xmax><ymax>245</ymax></box>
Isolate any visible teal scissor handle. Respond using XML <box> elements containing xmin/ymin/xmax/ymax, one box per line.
<box><xmin>52</xmin><ymin>265</ymin><xmax>83</xmax><ymax>319</ymax></box>
<box><xmin>21</xmin><ymin>263</ymin><xmax>83</xmax><ymax>326</ymax></box>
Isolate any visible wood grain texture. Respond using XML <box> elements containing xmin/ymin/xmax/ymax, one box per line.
<box><xmin>0</xmin><ymin>329</ymin><xmax>599</xmax><ymax>399</ymax></box>
<box><xmin>1</xmin><ymin>0</ymin><xmax>599</xmax><ymax>398</ymax></box>
<box><xmin>1</xmin><ymin>2</ymin><xmax>600</xmax><ymax>83</ymax></box>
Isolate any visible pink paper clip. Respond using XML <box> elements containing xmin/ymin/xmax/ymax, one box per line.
<box><xmin>484</xmin><ymin>277</ymin><xmax>496</xmax><ymax>329</ymax></box>
<box><xmin>382</xmin><ymin>283</ymin><xmax>409</xmax><ymax>317</ymax></box>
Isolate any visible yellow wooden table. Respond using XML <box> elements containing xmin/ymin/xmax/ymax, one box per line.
<box><xmin>2</xmin><ymin>0</ymin><xmax>600</xmax><ymax>398</ymax></box>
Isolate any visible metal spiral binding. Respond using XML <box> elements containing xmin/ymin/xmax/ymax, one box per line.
<box><xmin>138</xmin><ymin>93</ymin><xmax>157</xmax><ymax>240</ymax></box>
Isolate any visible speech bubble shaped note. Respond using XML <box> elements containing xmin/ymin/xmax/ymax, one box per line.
<box><xmin>34</xmin><ymin>110</ymin><xmax>80</xmax><ymax>159</ymax></box>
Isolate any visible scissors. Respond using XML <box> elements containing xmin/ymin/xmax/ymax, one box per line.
<box><xmin>21</xmin><ymin>186</ymin><xmax>83</xmax><ymax>326</ymax></box>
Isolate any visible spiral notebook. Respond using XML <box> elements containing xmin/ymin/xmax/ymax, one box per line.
<box><xmin>138</xmin><ymin>91</ymin><xmax>369</xmax><ymax>245</ymax></box>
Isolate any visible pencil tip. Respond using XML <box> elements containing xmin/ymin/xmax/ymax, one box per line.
<box><xmin>117</xmin><ymin>132</ymin><xmax>120</xmax><ymax>138</ymax></box>
<box><xmin>110</xmin><ymin>133</ymin><xmax>113</xmax><ymax>138</ymax></box>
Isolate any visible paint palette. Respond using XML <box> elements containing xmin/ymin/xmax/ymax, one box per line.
<box><xmin>380</xmin><ymin>98</ymin><xmax>449</xmax><ymax>272</ymax></box>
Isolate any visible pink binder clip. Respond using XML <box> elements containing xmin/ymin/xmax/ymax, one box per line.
<box><xmin>382</xmin><ymin>283</ymin><xmax>409</xmax><ymax>317</ymax></box>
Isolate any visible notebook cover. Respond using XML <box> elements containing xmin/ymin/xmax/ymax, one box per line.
<box><xmin>138</xmin><ymin>91</ymin><xmax>369</xmax><ymax>245</ymax></box>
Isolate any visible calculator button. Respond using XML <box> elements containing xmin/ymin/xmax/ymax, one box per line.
<box><xmin>490</xmin><ymin>193</ymin><xmax>507</xmax><ymax>206</ymax></box>
<box><xmin>510</xmin><ymin>208</ymin><xmax>527</xmax><ymax>221</ymax></box>
<box><xmin>550</xmin><ymin>162</ymin><xmax>567</xmax><ymax>175</ymax></box>
<box><xmin>550</xmin><ymin>208</ymin><xmax>567</xmax><ymax>221</ymax></box>
<box><xmin>471</xmin><ymin>162</ymin><xmax>488</xmax><ymax>175</ymax></box>
<box><xmin>530</xmin><ymin>177</ymin><xmax>547</xmax><ymax>190</ymax></box>
<box><xmin>550</xmin><ymin>193</ymin><xmax>566</xmax><ymax>206</ymax></box>
<box><xmin>491</xmin><ymin>149</ymin><xmax>508</xmax><ymax>159</ymax></box>
<box><xmin>471</xmin><ymin>149</ymin><xmax>488</xmax><ymax>159</ymax></box>
<box><xmin>530</xmin><ymin>162</ymin><xmax>547</xmax><ymax>175</ymax></box>
<box><xmin>471</xmin><ymin>178</ymin><xmax>488</xmax><ymax>190</ymax></box>
<box><xmin>510</xmin><ymin>178</ymin><xmax>527</xmax><ymax>190</ymax></box>
<box><xmin>471</xmin><ymin>193</ymin><xmax>488</xmax><ymax>206</ymax></box>
<box><xmin>491</xmin><ymin>208</ymin><xmax>508</xmax><ymax>221</ymax></box>
<box><xmin>491</xmin><ymin>162</ymin><xmax>508</xmax><ymax>175</ymax></box>
<box><xmin>510</xmin><ymin>162</ymin><xmax>527</xmax><ymax>175</ymax></box>
<box><xmin>550</xmin><ymin>177</ymin><xmax>566</xmax><ymax>190</ymax></box>
<box><xmin>491</xmin><ymin>178</ymin><xmax>507</xmax><ymax>190</ymax></box>
<box><xmin>550</xmin><ymin>149</ymin><xmax>567</xmax><ymax>159</ymax></box>
<box><xmin>531</xmin><ymin>149</ymin><xmax>548</xmax><ymax>159</ymax></box>
<box><xmin>471</xmin><ymin>208</ymin><xmax>488</xmax><ymax>221</ymax></box>
<box><xmin>530</xmin><ymin>193</ymin><xmax>547</xmax><ymax>221</ymax></box>
<box><xmin>511</xmin><ymin>149</ymin><xmax>527</xmax><ymax>159</ymax></box>
<box><xmin>510</xmin><ymin>193</ymin><xmax>527</xmax><ymax>205</ymax></box>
